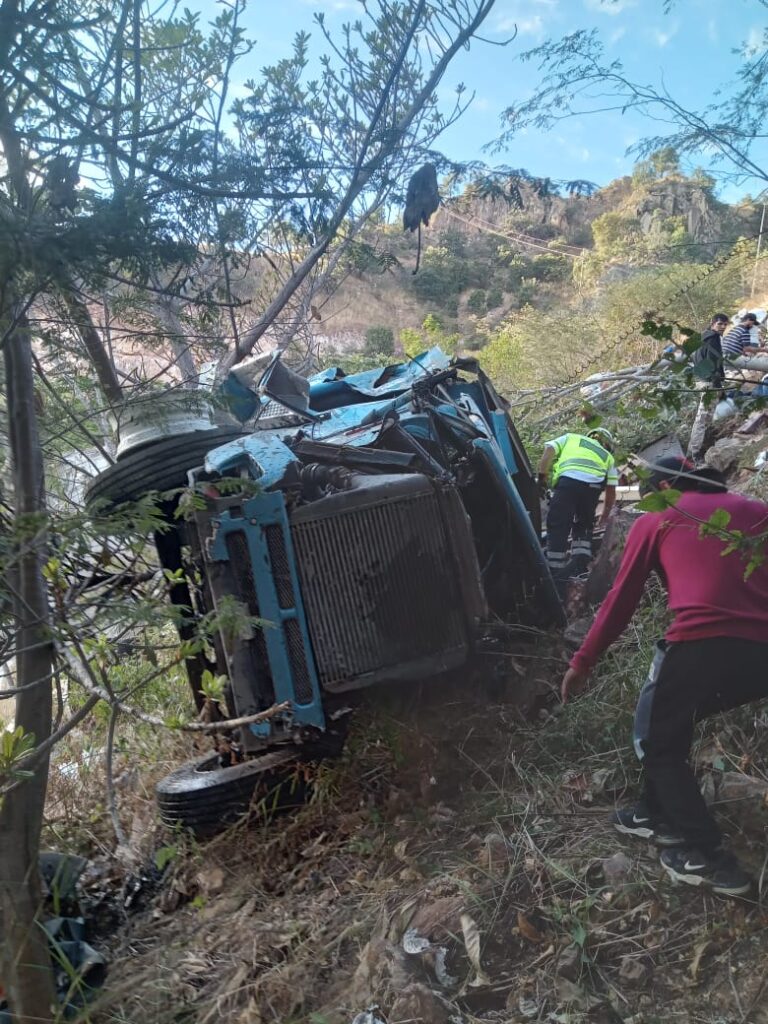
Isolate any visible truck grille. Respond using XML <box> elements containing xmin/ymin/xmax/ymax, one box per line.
<box><xmin>291</xmin><ymin>485</ymin><xmax>469</xmax><ymax>691</ymax></box>
<box><xmin>225</xmin><ymin>531</ymin><xmax>276</xmax><ymax>710</ymax></box>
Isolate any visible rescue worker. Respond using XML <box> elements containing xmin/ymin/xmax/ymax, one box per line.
<box><xmin>561</xmin><ymin>456</ymin><xmax>768</xmax><ymax>896</ymax></box>
<box><xmin>538</xmin><ymin>428</ymin><xmax>618</xmax><ymax>576</ymax></box>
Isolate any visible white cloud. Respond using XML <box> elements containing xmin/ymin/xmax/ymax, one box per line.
<box><xmin>707</xmin><ymin>19</ymin><xmax>718</xmax><ymax>43</ymax></box>
<box><xmin>493</xmin><ymin>0</ymin><xmax>561</xmax><ymax>38</ymax></box>
<box><xmin>584</xmin><ymin>0</ymin><xmax>636</xmax><ymax>15</ymax></box>
<box><xmin>652</xmin><ymin>26</ymin><xmax>676</xmax><ymax>47</ymax></box>
<box><xmin>608</xmin><ymin>26</ymin><xmax>626</xmax><ymax>44</ymax></box>
<box><xmin>747</xmin><ymin>26</ymin><xmax>767</xmax><ymax>55</ymax></box>
<box><xmin>494</xmin><ymin>13</ymin><xmax>545</xmax><ymax>37</ymax></box>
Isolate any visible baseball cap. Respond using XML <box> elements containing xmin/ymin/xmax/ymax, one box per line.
<box><xmin>638</xmin><ymin>455</ymin><xmax>727</xmax><ymax>495</ymax></box>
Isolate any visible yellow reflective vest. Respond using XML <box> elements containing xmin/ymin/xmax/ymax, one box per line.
<box><xmin>546</xmin><ymin>433</ymin><xmax>618</xmax><ymax>487</ymax></box>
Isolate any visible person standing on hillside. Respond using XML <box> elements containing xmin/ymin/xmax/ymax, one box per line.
<box><xmin>561</xmin><ymin>456</ymin><xmax>768</xmax><ymax>896</ymax></box>
<box><xmin>722</xmin><ymin>311</ymin><xmax>762</xmax><ymax>359</ymax></box>
<box><xmin>538</xmin><ymin>428</ymin><xmax>618</xmax><ymax>576</ymax></box>
<box><xmin>692</xmin><ymin>313</ymin><xmax>729</xmax><ymax>387</ymax></box>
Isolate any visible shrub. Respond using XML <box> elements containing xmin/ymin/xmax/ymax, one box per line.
<box><xmin>530</xmin><ymin>253</ymin><xmax>570</xmax><ymax>282</ymax></box>
<box><xmin>485</xmin><ymin>288</ymin><xmax>503</xmax><ymax>310</ymax></box>
<box><xmin>364</xmin><ymin>325</ymin><xmax>395</xmax><ymax>355</ymax></box>
<box><xmin>466</xmin><ymin>289</ymin><xmax>487</xmax><ymax>315</ymax></box>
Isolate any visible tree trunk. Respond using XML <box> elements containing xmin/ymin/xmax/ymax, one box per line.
<box><xmin>58</xmin><ymin>286</ymin><xmax>124</xmax><ymax>407</ymax></box>
<box><xmin>0</xmin><ymin>311</ymin><xmax>57</xmax><ymax>1023</ymax></box>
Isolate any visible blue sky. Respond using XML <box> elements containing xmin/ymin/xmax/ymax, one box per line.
<box><xmin>200</xmin><ymin>0</ymin><xmax>768</xmax><ymax>200</ymax></box>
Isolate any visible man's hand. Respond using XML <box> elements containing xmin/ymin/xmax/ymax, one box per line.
<box><xmin>538</xmin><ymin>474</ymin><xmax>549</xmax><ymax>498</ymax></box>
<box><xmin>561</xmin><ymin>667</ymin><xmax>589</xmax><ymax>703</ymax></box>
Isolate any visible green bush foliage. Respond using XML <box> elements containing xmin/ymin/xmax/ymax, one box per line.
<box><xmin>364</xmin><ymin>325</ymin><xmax>395</xmax><ymax>355</ymax></box>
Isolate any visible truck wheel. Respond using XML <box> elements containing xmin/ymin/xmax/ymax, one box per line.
<box><xmin>85</xmin><ymin>427</ymin><xmax>250</xmax><ymax>511</ymax></box>
<box><xmin>155</xmin><ymin>749</ymin><xmax>308</xmax><ymax>837</ymax></box>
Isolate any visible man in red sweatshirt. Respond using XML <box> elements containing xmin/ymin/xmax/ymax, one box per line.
<box><xmin>562</xmin><ymin>456</ymin><xmax>768</xmax><ymax>896</ymax></box>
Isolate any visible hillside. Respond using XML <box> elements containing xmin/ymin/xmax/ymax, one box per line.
<box><xmin>309</xmin><ymin>168</ymin><xmax>764</xmax><ymax>371</ymax></box>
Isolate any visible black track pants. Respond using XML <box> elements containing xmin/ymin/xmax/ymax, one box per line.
<box><xmin>634</xmin><ymin>637</ymin><xmax>768</xmax><ymax>851</ymax></box>
<box><xmin>546</xmin><ymin>476</ymin><xmax>602</xmax><ymax>570</ymax></box>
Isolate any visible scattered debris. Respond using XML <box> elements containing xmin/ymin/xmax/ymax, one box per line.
<box><xmin>1</xmin><ymin>854</ymin><xmax>107</xmax><ymax>1024</ymax></box>
<box><xmin>619</xmin><ymin>955</ymin><xmax>650</xmax><ymax>985</ymax></box>
<box><xmin>460</xmin><ymin>913</ymin><xmax>490</xmax><ymax>988</ymax></box>
<box><xmin>556</xmin><ymin>943</ymin><xmax>582</xmax><ymax>981</ymax></box>
<box><xmin>737</xmin><ymin>410</ymin><xmax>768</xmax><ymax>435</ymax></box>
<box><xmin>390</xmin><ymin>982</ymin><xmax>455</xmax><ymax>1024</ymax></box>
<box><xmin>701</xmin><ymin>769</ymin><xmax>768</xmax><ymax>809</ymax></box>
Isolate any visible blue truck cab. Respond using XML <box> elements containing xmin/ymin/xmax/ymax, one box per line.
<box><xmin>87</xmin><ymin>350</ymin><xmax>563</xmax><ymax>831</ymax></box>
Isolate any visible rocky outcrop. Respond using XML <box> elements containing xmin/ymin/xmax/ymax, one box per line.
<box><xmin>635</xmin><ymin>180</ymin><xmax>723</xmax><ymax>247</ymax></box>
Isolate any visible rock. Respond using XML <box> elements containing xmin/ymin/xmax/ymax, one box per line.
<box><xmin>702</xmin><ymin>770</ymin><xmax>768</xmax><ymax>807</ymax></box>
<box><xmin>389</xmin><ymin>983</ymin><xmax>454</xmax><ymax>1024</ymax></box>
<box><xmin>737</xmin><ymin>410</ymin><xmax>768</xmax><ymax>435</ymax></box>
<box><xmin>619</xmin><ymin>956</ymin><xmax>650</xmax><ymax>985</ymax></box>
<box><xmin>704</xmin><ymin>437</ymin><xmax>748</xmax><ymax>473</ymax></box>
<box><xmin>556</xmin><ymin>943</ymin><xmax>582</xmax><ymax>981</ymax></box>
<box><xmin>564</xmin><ymin>616</ymin><xmax>592</xmax><ymax>647</ymax></box>
<box><xmin>602</xmin><ymin>851</ymin><xmax>633</xmax><ymax>887</ymax></box>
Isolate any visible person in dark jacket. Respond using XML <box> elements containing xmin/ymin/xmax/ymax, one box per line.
<box><xmin>561</xmin><ymin>456</ymin><xmax>768</xmax><ymax>897</ymax></box>
<box><xmin>692</xmin><ymin>313</ymin><xmax>729</xmax><ymax>386</ymax></box>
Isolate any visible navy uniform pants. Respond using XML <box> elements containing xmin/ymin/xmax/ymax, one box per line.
<box><xmin>546</xmin><ymin>475</ymin><xmax>603</xmax><ymax>573</ymax></box>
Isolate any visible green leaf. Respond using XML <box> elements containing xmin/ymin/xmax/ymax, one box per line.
<box><xmin>571</xmin><ymin>921</ymin><xmax>588</xmax><ymax>948</ymax></box>
<box><xmin>636</xmin><ymin>488</ymin><xmax>681</xmax><ymax>512</ymax></box>
<box><xmin>155</xmin><ymin>844</ymin><xmax>178</xmax><ymax>870</ymax></box>
<box><xmin>199</xmin><ymin>669</ymin><xmax>226</xmax><ymax>702</ymax></box>
<box><xmin>0</xmin><ymin>726</ymin><xmax>37</xmax><ymax>780</ymax></box>
<box><xmin>705</xmin><ymin>508</ymin><xmax>731</xmax><ymax>530</ymax></box>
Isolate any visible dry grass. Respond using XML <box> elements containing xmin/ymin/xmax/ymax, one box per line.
<box><xmin>57</xmin><ymin>610</ymin><xmax>768</xmax><ymax>1024</ymax></box>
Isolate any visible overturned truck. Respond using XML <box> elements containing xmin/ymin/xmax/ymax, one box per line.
<box><xmin>87</xmin><ymin>350</ymin><xmax>563</xmax><ymax>833</ymax></box>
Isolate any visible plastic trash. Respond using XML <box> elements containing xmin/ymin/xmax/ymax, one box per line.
<box><xmin>713</xmin><ymin>397</ymin><xmax>737</xmax><ymax>422</ymax></box>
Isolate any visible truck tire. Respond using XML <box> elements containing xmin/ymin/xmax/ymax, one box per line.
<box><xmin>85</xmin><ymin>427</ymin><xmax>250</xmax><ymax>510</ymax></box>
<box><xmin>155</xmin><ymin>749</ymin><xmax>308</xmax><ymax>836</ymax></box>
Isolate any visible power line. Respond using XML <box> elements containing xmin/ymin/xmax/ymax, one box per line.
<box><xmin>442</xmin><ymin>207</ymin><xmax>587</xmax><ymax>259</ymax></box>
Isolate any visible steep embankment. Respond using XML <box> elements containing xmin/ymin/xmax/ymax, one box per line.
<box><xmin>83</xmin><ymin>598</ymin><xmax>768</xmax><ymax>1024</ymax></box>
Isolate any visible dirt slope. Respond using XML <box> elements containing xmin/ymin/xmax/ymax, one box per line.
<box><xmin>84</xmin><ymin>612</ymin><xmax>768</xmax><ymax>1024</ymax></box>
